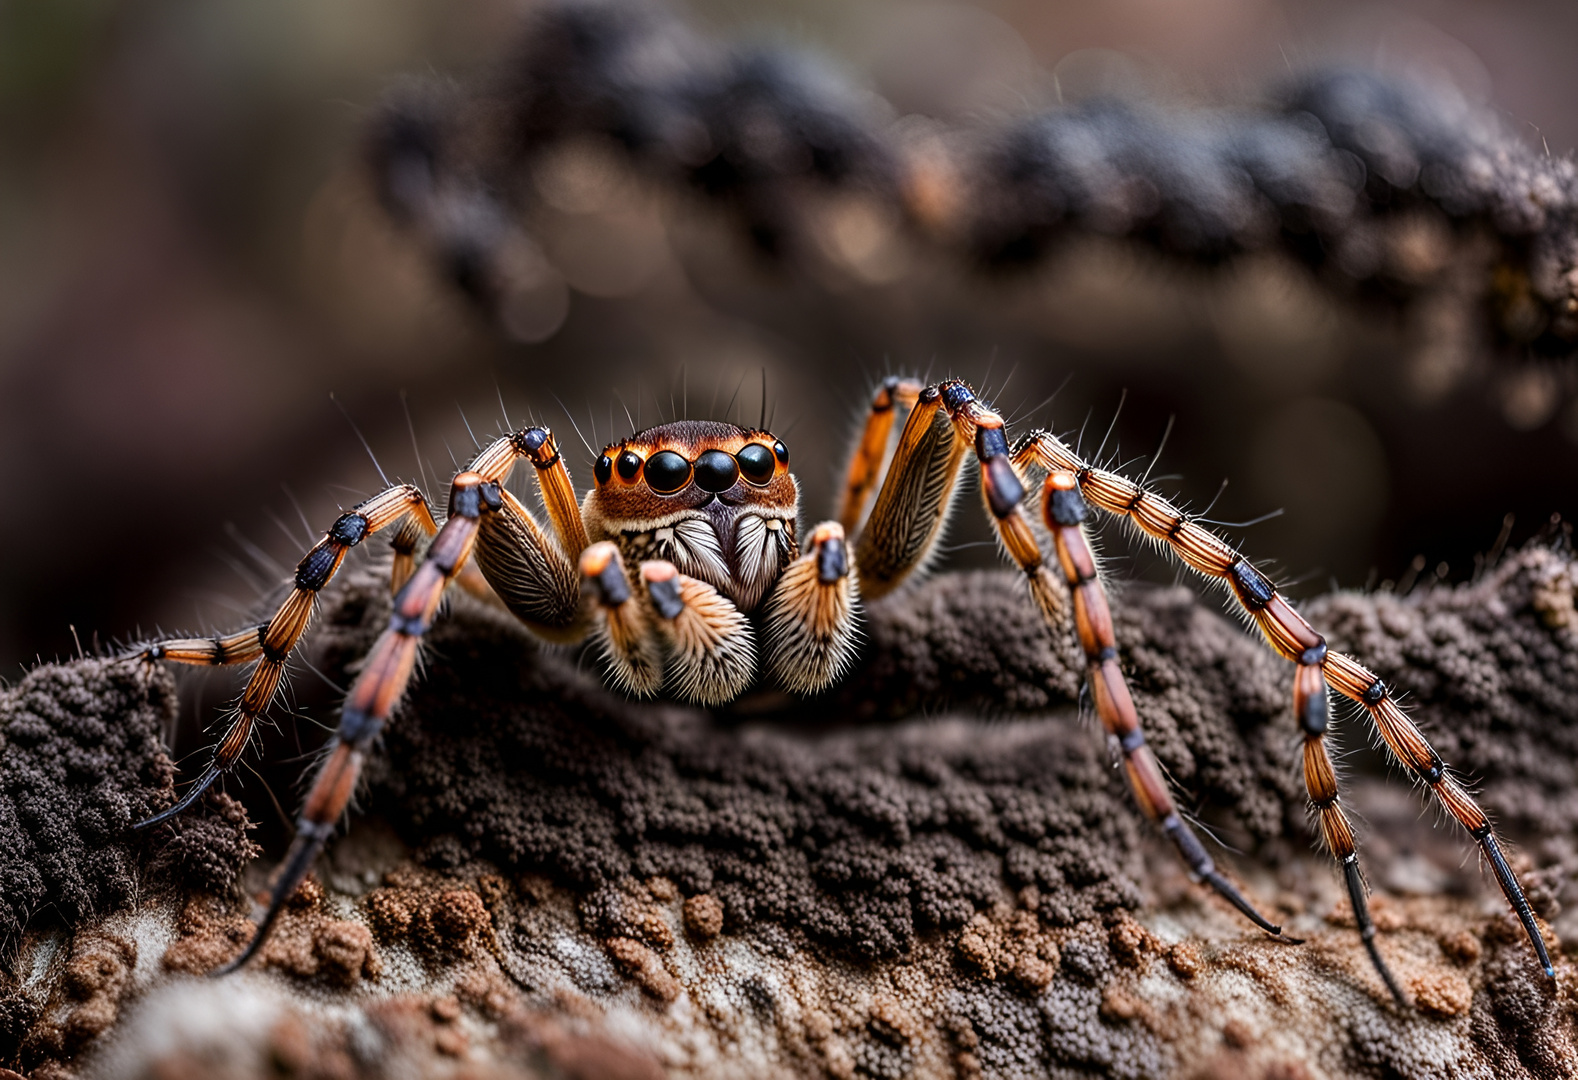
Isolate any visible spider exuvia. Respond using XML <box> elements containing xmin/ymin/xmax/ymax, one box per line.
<box><xmin>129</xmin><ymin>377</ymin><xmax>1554</xmax><ymax>998</ymax></box>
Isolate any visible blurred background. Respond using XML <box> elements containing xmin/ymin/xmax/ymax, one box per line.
<box><xmin>2</xmin><ymin>0</ymin><xmax>1576</xmax><ymax>673</ymax></box>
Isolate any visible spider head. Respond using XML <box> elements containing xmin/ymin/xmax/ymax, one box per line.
<box><xmin>582</xmin><ymin>420</ymin><xmax>797</xmax><ymax>611</ymax></box>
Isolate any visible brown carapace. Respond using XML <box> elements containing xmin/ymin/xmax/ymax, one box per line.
<box><xmin>130</xmin><ymin>379</ymin><xmax>1554</xmax><ymax>998</ymax></box>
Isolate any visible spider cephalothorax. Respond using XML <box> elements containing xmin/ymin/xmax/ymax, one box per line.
<box><xmin>583</xmin><ymin>421</ymin><xmax>798</xmax><ymax>613</ymax></box>
<box><xmin>130</xmin><ymin>377</ymin><xmax>1554</xmax><ymax>1001</ymax></box>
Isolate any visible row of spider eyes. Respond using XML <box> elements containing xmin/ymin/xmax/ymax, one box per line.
<box><xmin>593</xmin><ymin>440</ymin><xmax>790</xmax><ymax>494</ymax></box>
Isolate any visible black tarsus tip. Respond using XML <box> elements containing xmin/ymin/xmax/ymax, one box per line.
<box><xmin>1203</xmin><ymin>869</ymin><xmax>1289</xmax><ymax>939</ymax></box>
<box><xmin>134</xmin><ymin>764</ymin><xmax>223</xmax><ymax>830</ymax></box>
<box><xmin>1343</xmin><ymin>856</ymin><xmax>1408</xmax><ymax>1006</ymax></box>
<box><xmin>212</xmin><ymin>822</ymin><xmax>332</xmax><ymax>977</ymax></box>
<box><xmin>1477</xmin><ymin>830</ymin><xmax>1556</xmax><ymax>979</ymax></box>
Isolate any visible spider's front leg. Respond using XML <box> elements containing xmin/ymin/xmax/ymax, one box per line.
<box><xmin>638</xmin><ymin>560</ymin><xmax>756</xmax><ymax>705</ymax></box>
<box><xmin>761</xmin><ymin>521</ymin><xmax>859</xmax><ymax>694</ymax></box>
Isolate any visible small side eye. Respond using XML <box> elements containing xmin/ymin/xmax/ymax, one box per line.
<box><xmin>644</xmin><ymin>450</ymin><xmax>691</xmax><ymax>493</ymax></box>
<box><xmin>737</xmin><ymin>443</ymin><xmax>775</xmax><ymax>485</ymax></box>
<box><xmin>773</xmin><ymin>440</ymin><xmax>790</xmax><ymax>467</ymax></box>
<box><xmin>594</xmin><ymin>454</ymin><xmax>613</xmax><ymax>484</ymax></box>
<box><xmin>616</xmin><ymin>451</ymin><xmax>643</xmax><ymax>481</ymax></box>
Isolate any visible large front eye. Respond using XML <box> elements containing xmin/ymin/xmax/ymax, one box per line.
<box><xmin>736</xmin><ymin>443</ymin><xmax>775</xmax><ymax>485</ymax></box>
<box><xmin>695</xmin><ymin>449</ymin><xmax>739</xmax><ymax>492</ymax></box>
<box><xmin>644</xmin><ymin>450</ymin><xmax>691</xmax><ymax>493</ymax></box>
<box><xmin>616</xmin><ymin>450</ymin><xmax>642</xmax><ymax>481</ymax></box>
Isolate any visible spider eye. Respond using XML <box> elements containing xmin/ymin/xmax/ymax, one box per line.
<box><xmin>594</xmin><ymin>454</ymin><xmax>613</xmax><ymax>485</ymax></box>
<box><xmin>773</xmin><ymin>440</ymin><xmax>789</xmax><ymax>467</ymax></box>
<box><xmin>616</xmin><ymin>451</ymin><xmax>643</xmax><ymax>481</ymax></box>
<box><xmin>736</xmin><ymin>443</ymin><xmax>775</xmax><ymax>484</ymax></box>
<box><xmin>695</xmin><ymin>449</ymin><xmax>739</xmax><ymax>492</ymax></box>
<box><xmin>644</xmin><ymin>450</ymin><xmax>691</xmax><ymax>493</ymax></box>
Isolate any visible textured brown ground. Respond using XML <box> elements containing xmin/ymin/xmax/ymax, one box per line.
<box><xmin>0</xmin><ymin>543</ymin><xmax>1574</xmax><ymax>1078</ymax></box>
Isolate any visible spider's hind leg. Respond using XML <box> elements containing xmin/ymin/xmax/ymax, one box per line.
<box><xmin>930</xmin><ymin>380</ymin><xmax>1291</xmax><ymax>941</ymax></box>
<box><xmin>1039</xmin><ymin>472</ymin><xmax>1293</xmax><ymax>940</ymax></box>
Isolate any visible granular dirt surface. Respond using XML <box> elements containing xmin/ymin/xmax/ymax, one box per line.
<box><xmin>2</xmin><ymin>543</ymin><xmax>1576</xmax><ymax>1078</ymax></box>
<box><xmin>0</xmin><ymin>658</ymin><xmax>252</xmax><ymax>945</ymax></box>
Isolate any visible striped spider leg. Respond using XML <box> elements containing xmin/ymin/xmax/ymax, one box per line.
<box><xmin>838</xmin><ymin>378</ymin><xmax>1294</xmax><ymax>945</ymax></box>
<box><xmin>131</xmin><ymin>484</ymin><xmax>439</xmax><ymax>829</ymax></box>
<box><xmin>140</xmin><ymin>421</ymin><xmax>858</xmax><ymax>972</ymax></box>
<box><xmin>1011</xmin><ymin>429</ymin><xmax>1555</xmax><ymax>999</ymax></box>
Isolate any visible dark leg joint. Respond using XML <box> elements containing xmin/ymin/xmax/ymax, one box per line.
<box><xmin>983</xmin><ymin>457</ymin><xmax>1024</xmax><ymax>519</ymax></box>
<box><xmin>1299</xmin><ymin>681</ymin><xmax>1329</xmax><ymax>736</ymax></box>
<box><xmin>339</xmin><ymin>707</ymin><xmax>383</xmax><ymax>749</ymax></box>
<box><xmin>975</xmin><ymin>425</ymin><xmax>1010</xmax><ymax>461</ymax></box>
<box><xmin>939</xmin><ymin>381</ymin><xmax>974</xmax><ymax>410</ymax></box>
<box><xmin>450</xmin><ymin>484</ymin><xmax>483</xmax><ymax>520</ymax></box>
<box><xmin>328</xmin><ymin>512</ymin><xmax>369</xmax><ymax>546</ymax></box>
<box><xmin>1362</xmin><ymin>678</ymin><xmax>1388</xmax><ymax>706</ymax></box>
<box><xmin>1299</xmin><ymin>642</ymin><xmax>1328</xmax><ymax>666</ymax></box>
<box><xmin>1417</xmin><ymin>754</ymin><xmax>1445</xmax><ymax>785</ymax></box>
<box><xmin>295</xmin><ymin>544</ymin><xmax>340</xmax><ymax>592</ymax></box>
<box><xmin>589</xmin><ymin>559</ymin><xmax>631</xmax><ymax>606</ymax></box>
<box><xmin>1229</xmin><ymin>559</ymin><xmax>1275</xmax><ymax>610</ymax></box>
<box><xmin>389</xmin><ymin>611</ymin><xmax>426</xmax><ymax>636</ymax></box>
<box><xmin>1117</xmin><ymin>728</ymin><xmax>1145</xmax><ymax>753</ymax></box>
<box><xmin>514</xmin><ymin>426</ymin><xmax>550</xmax><ymax>455</ymax></box>
<box><xmin>1048</xmin><ymin>486</ymin><xmax>1088</xmax><ymax>527</ymax></box>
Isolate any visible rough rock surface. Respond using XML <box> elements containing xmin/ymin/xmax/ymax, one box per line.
<box><xmin>1</xmin><ymin>545</ymin><xmax>1575</xmax><ymax>1078</ymax></box>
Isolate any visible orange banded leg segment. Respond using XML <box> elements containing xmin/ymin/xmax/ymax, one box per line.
<box><xmin>838</xmin><ymin>376</ymin><xmax>921</xmax><ymax>534</ymax></box>
<box><xmin>937</xmin><ymin>381</ymin><xmax>1065</xmax><ymax>624</ymax></box>
<box><xmin>1324</xmin><ymin>653</ymin><xmax>1556</xmax><ymax>980</ymax></box>
<box><xmin>473</xmin><ymin>426</ymin><xmax>590</xmax><ymax>558</ymax></box>
<box><xmin>135</xmin><ymin>484</ymin><xmax>436</xmax><ymax>830</ymax></box>
<box><xmin>762</xmin><ymin>521</ymin><xmax>859</xmax><ymax>695</ymax></box>
<box><xmin>1014</xmin><ymin>430</ymin><xmax>1554</xmax><ymax>984</ymax></box>
<box><xmin>1294</xmin><ymin>659</ymin><xmax>1405</xmax><ymax>1002</ymax></box>
<box><xmin>855</xmin><ymin>386</ymin><xmax>968</xmax><ymax>600</ymax></box>
<box><xmin>1043</xmin><ymin>471</ymin><xmax>1289</xmax><ymax>940</ymax></box>
<box><xmin>217</xmin><ymin>472</ymin><xmax>497</xmax><ymax>975</ymax></box>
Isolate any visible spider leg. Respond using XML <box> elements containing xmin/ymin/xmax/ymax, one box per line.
<box><xmin>580</xmin><ymin>542</ymin><xmax>663</xmax><ymax>696</ymax></box>
<box><xmin>216</xmin><ymin>469</ymin><xmax>498</xmax><ymax>975</ymax></box>
<box><xmin>1294</xmin><ymin>660</ymin><xmax>1406</xmax><ymax>1003</ymax></box>
<box><xmin>1014</xmin><ymin>430</ymin><xmax>1555</xmax><ymax>985</ymax></box>
<box><xmin>853</xmin><ymin>384</ymin><xmax>971</xmax><ymax>599</ymax></box>
<box><xmin>761</xmin><ymin>521</ymin><xmax>859</xmax><ymax>694</ymax></box>
<box><xmin>838</xmin><ymin>376</ymin><xmax>922</xmax><ymax>535</ymax></box>
<box><xmin>133</xmin><ymin>484</ymin><xmax>438</xmax><ymax>829</ymax></box>
<box><xmin>906</xmin><ymin>374</ymin><xmax>1291</xmax><ymax>939</ymax></box>
<box><xmin>640</xmin><ymin>560</ymin><xmax>756</xmax><ymax>705</ymax></box>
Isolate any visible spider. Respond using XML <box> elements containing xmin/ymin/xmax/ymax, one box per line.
<box><xmin>130</xmin><ymin>377</ymin><xmax>1553</xmax><ymax>995</ymax></box>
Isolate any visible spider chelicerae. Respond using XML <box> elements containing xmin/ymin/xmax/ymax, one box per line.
<box><xmin>130</xmin><ymin>377</ymin><xmax>1553</xmax><ymax>997</ymax></box>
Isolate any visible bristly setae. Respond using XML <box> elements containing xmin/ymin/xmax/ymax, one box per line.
<box><xmin>128</xmin><ymin>377</ymin><xmax>1555</xmax><ymax>1000</ymax></box>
